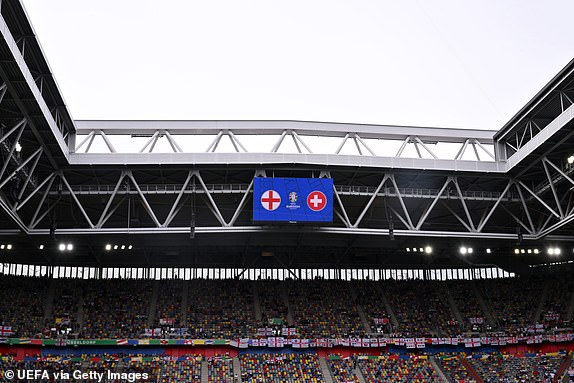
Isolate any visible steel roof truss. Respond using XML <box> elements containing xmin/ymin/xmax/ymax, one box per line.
<box><xmin>228</xmin><ymin>178</ymin><xmax>254</xmax><ymax>227</ymax></box>
<box><xmin>516</xmin><ymin>185</ymin><xmax>535</xmax><ymax>234</ymax></box>
<box><xmin>126</xmin><ymin>171</ymin><xmax>161</xmax><ymax>228</ymax></box>
<box><xmin>476</xmin><ymin>180</ymin><xmax>512</xmax><ymax>232</ymax></box>
<box><xmin>162</xmin><ymin>171</ymin><xmax>193</xmax><ymax>228</ymax></box>
<box><xmin>60</xmin><ymin>173</ymin><xmax>95</xmax><ymax>229</ymax></box>
<box><xmin>96</xmin><ymin>171</ymin><xmax>126</xmax><ymax>228</ymax></box>
<box><xmin>28</xmin><ymin>175</ymin><xmax>56</xmax><ymax>230</ymax></box>
<box><xmin>516</xmin><ymin>180</ymin><xmax>561</xmax><ymax>219</ymax></box>
<box><xmin>194</xmin><ymin>171</ymin><xmax>226</xmax><ymax>227</ymax></box>
<box><xmin>389</xmin><ymin>175</ymin><xmax>414</xmax><ymax>230</ymax></box>
<box><xmin>453</xmin><ymin>178</ymin><xmax>476</xmax><ymax>231</ymax></box>
<box><xmin>415</xmin><ymin>177</ymin><xmax>451</xmax><ymax>230</ymax></box>
<box><xmin>164</xmin><ymin>131</ymin><xmax>183</xmax><ymax>153</ymax></box>
<box><xmin>542</xmin><ymin>160</ymin><xmax>564</xmax><ymax>218</ymax></box>
<box><xmin>441</xmin><ymin>202</ymin><xmax>473</xmax><ymax>233</ymax></box>
<box><xmin>0</xmin><ymin>146</ymin><xmax>42</xmax><ymax>191</ymax></box>
<box><xmin>353</xmin><ymin>174</ymin><xmax>389</xmax><ymax>228</ymax></box>
<box><xmin>14</xmin><ymin>146</ymin><xmax>42</xmax><ymax>203</ymax></box>
<box><xmin>332</xmin><ymin>184</ymin><xmax>351</xmax><ymax>228</ymax></box>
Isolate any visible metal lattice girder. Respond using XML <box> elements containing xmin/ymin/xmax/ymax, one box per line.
<box><xmin>0</xmin><ymin>13</ymin><xmax>71</xmax><ymax>158</ymax></box>
<box><xmin>496</xmin><ymin>60</ymin><xmax>574</xmax><ymax>155</ymax></box>
<box><xmin>1</xmin><ymin>1</ymin><xmax>574</xmax><ymax>243</ymax></box>
<box><xmin>70</xmin><ymin>120</ymin><xmax>501</xmax><ymax>170</ymax></box>
<box><xmin>0</xmin><ymin>163</ymin><xmax>567</xmax><ymax>239</ymax></box>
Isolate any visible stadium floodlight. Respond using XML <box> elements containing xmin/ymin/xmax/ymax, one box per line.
<box><xmin>514</xmin><ymin>248</ymin><xmax>520</xmax><ymax>255</ymax></box>
<box><xmin>39</xmin><ymin>245</ymin><xmax>44</xmax><ymax>250</ymax></box>
<box><xmin>467</xmin><ymin>247</ymin><xmax>473</xmax><ymax>254</ymax></box>
<box><xmin>424</xmin><ymin>246</ymin><xmax>432</xmax><ymax>254</ymax></box>
<box><xmin>113</xmin><ymin>245</ymin><xmax>118</xmax><ymax>250</ymax></box>
<box><xmin>405</xmin><ymin>248</ymin><xmax>410</xmax><ymax>252</ymax></box>
<box><xmin>486</xmin><ymin>248</ymin><xmax>492</xmax><ymax>254</ymax></box>
<box><xmin>568</xmin><ymin>155</ymin><xmax>574</xmax><ymax>164</ymax></box>
<box><xmin>0</xmin><ymin>245</ymin><xmax>4</xmax><ymax>250</ymax></box>
<box><xmin>412</xmin><ymin>247</ymin><xmax>417</xmax><ymax>252</ymax></box>
<box><xmin>6</xmin><ymin>244</ymin><xmax>12</xmax><ymax>250</ymax></box>
<box><xmin>527</xmin><ymin>249</ymin><xmax>532</xmax><ymax>254</ymax></box>
<box><xmin>59</xmin><ymin>243</ymin><xmax>66</xmax><ymax>251</ymax></box>
<box><xmin>15</xmin><ymin>142</ymin><xmax>22</xmax><ymax>152</ymax></box>
<box><xmin>128</xmin><ymin>245</ymin><xmax>133</xmax><ymax>250</ymax></box>
<box><xmin>66</xmin><ymin>243</ymin><xmax>73</xmax><ymax>251</ymax></box>
<box><xmin>105</xmin><ymin>244</ymin><xmax>112</xmax><ymax>251</ymax></box>
<box><xmin>419</xmin><ymin>248</ymin><xmax>424</xmax><ymax>252</ymax></box>
<box><xmin>547</xmin><ymin>247</ymin><xmax>561</xmax><ymax>256</ymax></box>
<box><xmin>520</xmin><ymin>249</ymin><xmax>525</xmax><ymax>254</ymax></box>
<box><xmin>534</xmin><ymin>249</ymin><xmax>540</xmax><ymax>254</ymax></box>
<box><xmin>121</xmin><ymin>245</ymin><xmax>125</xmax><ymax>250</ymax></box>
<box><xmin>459</xmin><ymin>247</ymin><xmax>467</xmax><ymax>255</ymax></box>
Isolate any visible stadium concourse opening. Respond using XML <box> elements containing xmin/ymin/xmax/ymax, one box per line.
<box><xmin>1</xmin><ymin>1</ymin><xmax>574</xmax><ymax>381</ymax></box>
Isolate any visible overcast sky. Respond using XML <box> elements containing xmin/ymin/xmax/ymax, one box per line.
<box><xmin>21</xmin><ymin>0</ymin><xmax>574</xmax><ymax>130</ymax></box>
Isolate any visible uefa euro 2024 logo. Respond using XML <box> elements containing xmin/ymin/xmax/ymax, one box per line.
<box><xmin>289</xmin><ymin>191</ymin><xmax>298</xmax><ymax>203</ymax></box>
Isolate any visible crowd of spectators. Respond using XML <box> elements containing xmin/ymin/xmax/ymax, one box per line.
<box><xmin>240</xmin><ymin>353</ymin><xmax>325</xmax><ymax>383</ymax></box>
<box><xmin>155</xmin><ymin>280</ymin><xmax>184</xmax><ymax>328</ymax></box>
<box><xmin>289</xmin><ymin>280</ymin><xmax>364</xmax><ymax>338</ymax></box>
<box><xmin>477</xmin><ymin>277</ymin><xmax>543</xmax><ymax>335</ymax></box>
<box><xmin>328</xmin><ymin>357</ymin><xmax>360</xmax><ymax>383</ymax></box>
<box><xmin>46</xmin><ymin>279</ymin><xmax>80</xmax><ymax>337</ymax></box>
<box><xmin>358</xmin><ymin>355</ymin><xmax>442</xmax><ymax>383</ymax></box>
<box><xmin>384</xmin><ymin>280</ymin><xmax>458</xmax><ymax>337</ymax></box>
<box><xmin>81</xmin><ymin>280</ymin><xmax>153</xmax><ymax>338</ymax></box>
<box><xmin>539</xmin><ymin>274</ymin><xmax>574</xmax><ymax>328</ymax></box>
<box><xmin>0</xmin><ymin>276</ymin><xmax>47</xmax><ymax>337</ymax></box>
<box><xmin>447</xmin><ymin>281</ymin><xmax>489</xmax><ymax>333</ymax></box>
<box><xmin>354</xmin><ymin>281</ymin><xmax>392</xmax><ymax>334</ymax></box>
<box><xmin>208</xmin><ymin>355</ymin><xmax>235</xmax><ymax>383</ymax></box>
<box><xmin>259</xmin><ymin>280</ymin><xmax>290</xmax><ymax>327</ymax></box>
<box><xmin>469</xmin><ymin>354</ymin><xmax>561</xmax><ymax>383</ymax></box>
<box><xmin>186</xmin><ymin>280</ymin><xmax>256</xmax><ymax>339</ymax></box>
<box><xmin>0</xmin><ymin>274</ymin><xmax>572</xmax><ymax>339</ymax></box>
<box><xmin>435</xmin><ymin>353</ymin><xmax>476</xmax><ymax>383</ymax></box>
<box><xmin>159</xmin><ymin>358</ymin><xmax>201</xmax><ymax>382</ymax></box>
<box><xmin>1</xmin><ymin>351</ymin><xmax>573</xmax><ymax>382</ymax></box>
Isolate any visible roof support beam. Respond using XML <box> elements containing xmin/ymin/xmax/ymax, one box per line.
<box><xmin>353</xmin><ymin>174</ymin><xmax>388</xmax><ymax>228</ymax></box>
<box><xmin>416</xmin><ymin>177</ymin><xmax>451</xmax><ymax>230</ymax></box>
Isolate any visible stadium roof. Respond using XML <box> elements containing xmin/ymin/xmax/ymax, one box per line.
<box><xmin>1</xmin><ymin>0</ymin><xmax>573</xmax><ymax>272</ymax></box>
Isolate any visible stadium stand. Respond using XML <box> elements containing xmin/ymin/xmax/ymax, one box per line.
<box><xmin>384</xmin><ymin>280</ymin><xmax>458</xmax><ymax>337</ymax></box>
<box><xmin>0</xmin><ymin>274</ymin><xmax>573</xmax><ymax>339</ymax></box>
<box><xmin>354</xmin><ymin>281</ymin><xmax>392</xmax><ymax>335</ymax></box>
<box><xmin>159</xmin><ymin>358</ymin><xmax>201</xmax><ymax>383</ymax></box>
<box><xmin>240</xmin><ymin>353</ymin><xmax>325</xmax><ymax>383</ymax></box>
<box><xmin>186</xmin><ymin>279</ymin><xmax>256</xmax><ymax>339</ymax></box>
<box><xmin>81</xmin><ymin>280</ymin><xmax>153</xmax><ymax>339</ymax></box>
<box><xmin>207</xmin><ymin>355</ymin><xmax>235</xmax><ymax>383</ymax></box>
<box><xmin>358</xmin><ymin>355</ymin><xmax>443</xmax><ymax>383</ymax></box>
<box><xmin>477</xmin><ymin>277</ymin><xmax>545</xmax><ymax>335</ymax></box>
<box><xmin>258</xmin><ymin>280</ymin><xmax>290</xmax><ymax>328</ymax></box>
<box><xmin>289</xmin><ymin>280</ymin><xmax>365</xmax><ymax>338</ymax></box>
<box><xmin>328</xmin><ymin>357</ymin><xmax>361</xmax><ymax>383</ymax></box>
<box><xmin>0</xmin><ymin>276</ymin><xmax>46</xmax><ymax>338</ymax></box>
<box><xmin>539</xmin><ymin>277</ymin><xmax>574</xmax><ymax>329</ymax></box>
<box><xmin>469</xmin><ymin>353</ymin><xmax>561</xmax><ymax>383</ymax></box>
<box><xmin>435</xmin><ymin>353</ymin><xmax>477</xmax><ymax>383</ymax></box>
<box><xmin>155</xmin><ymin>279</ymin><xmax>185</xmax><ymax>328</ymax></box>
<box><xmin>446</xmin><ymin>281</ymin><xmax>490</xmax><ymax>333</ymax></box>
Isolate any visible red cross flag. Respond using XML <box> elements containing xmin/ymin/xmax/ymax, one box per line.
<box><xmin>261</xmin><ymin>190</ymin><xmax>281</xmax><ymax>211</ymax></box>
<box><xmin>307</xmin><ymin>191</ymin><xmax>327</xmax><ymax>211</ymax></box>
